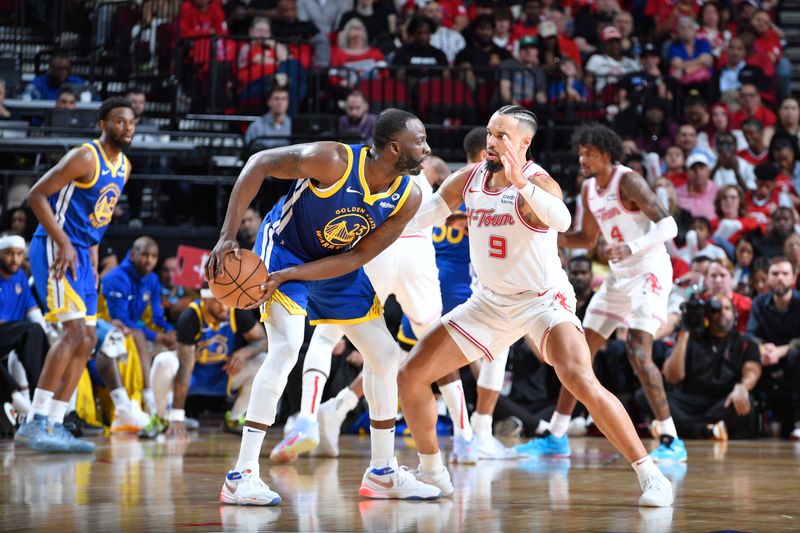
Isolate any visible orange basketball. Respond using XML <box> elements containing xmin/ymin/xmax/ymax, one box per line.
<box><xmin>208</xmin><ymin>249</ymin><xmax>268</xmax><ymax>308</ymax></box>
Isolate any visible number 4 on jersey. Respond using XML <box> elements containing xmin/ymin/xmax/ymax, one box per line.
<box><xmin>610</xmin><ymin>226</ymin><xmax>624</xmax><ymax>243</ymax></box>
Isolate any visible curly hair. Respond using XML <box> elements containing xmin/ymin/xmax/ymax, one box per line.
<box><xmin>98</xmin><ymin>96</ymin><xmax>133</xmax><ymax>122</ymax></box>
<box><xmin>571</xmin><ymin>123</ymin><xmax>623</xmax><ymax>163</ymax></box>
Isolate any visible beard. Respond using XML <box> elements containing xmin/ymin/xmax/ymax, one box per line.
<box><xmin>485</xmin><ymin>159</ymin><xmax>503</xmax><ymax>172</ymax></box>
<box><xmin>396</xmin><ymin>153</ymin><xmax>426</xmax><ymax>175</ymax></box>
<box><xmin>108</xmin><ymin>132</ymin><xmax>132</xmax><ymax>150</ymax></box>
<box><xmin>772</xmin><ymin>285</ymin><xmax>790</xmax><ymax>297</ymax></box>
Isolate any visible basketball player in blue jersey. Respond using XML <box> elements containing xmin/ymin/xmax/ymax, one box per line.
<box><xmin>207</xmin><ymin>109</ymin><xmax>444</xmax><ymax>505</ymax></box>
<box><xmin>16</xmin><ymin>97</ymin><xmax>135</xmax><ymax>453</ymax></box>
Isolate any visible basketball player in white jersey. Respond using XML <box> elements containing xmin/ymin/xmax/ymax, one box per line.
<box><xmin>523</xmin><ymin>124</ymin><xmax>686</xmax><ymax>463</ymax></box>
<box><xmin>396</xmin><ymin>106</ymin><xmax>673</xmax><ymax>507</ymax></box>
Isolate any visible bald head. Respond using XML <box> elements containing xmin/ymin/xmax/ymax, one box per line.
<box><xmin>131</xmin><ymin>236</ymin><xmax>159</xmax><ymax>276</ymax></box>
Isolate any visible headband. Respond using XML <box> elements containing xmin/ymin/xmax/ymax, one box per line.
<box><xmin>0</xmin><ymin>235</ymin><xmax>25</xmax><ymax>251</ymax></box>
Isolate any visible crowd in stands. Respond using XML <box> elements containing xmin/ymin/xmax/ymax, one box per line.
<box><xmin>0</xmin><ymin>0</ymin><xmax>799</xmax><ymax>442</ymax></box>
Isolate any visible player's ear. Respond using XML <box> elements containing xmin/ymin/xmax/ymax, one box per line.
<box><xmin>388</xmin><ymin>140</ymin><xmax>401</xmax><ymax>156</ymax></box>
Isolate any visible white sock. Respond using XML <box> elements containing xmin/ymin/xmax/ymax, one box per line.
<box><xmin>439</xmin><ymin>381</ymin><xmax>473</xmax><ymax>441</ymax></box>
<box><xmin>471</xmin><ymin>412</ymin><xmax>493</xmax><ymax>438</ymax></box>
<box><xmin>48</xmin><ymin>400</ymin><xmax>69</xmax><ymax>426</ymax></box>
<box><xmin>657</xmin><ymin>417</ymin><xmax>678</xmax><ymax>439</ymax></box>
<box><xmin>369</xmin><ymin>426</ymin><xmax>396</xmax><ymax>469</ymax></box>
<box><xmin>142</xmin><ymin>388</ymin><xmax>156</xmax><ymax>414</ymax></box>
<box><xmin>300</xmin><ymin>370</ymin><xmax>327</xmax><ymax>419</ymax></box>
<box><xmin>11</xmin><ymin>390</ymin><xmax>31</xmax><ymax>415</ymax></box>
<box><xmin>631</xmin><ymin>455</ymin><xmax>661</xmax><ymax>484</ymax></box>
<box><xmin>549</xmin><ymin>411</ymin><xmax>571</xmax><ymax>438</ymax></box>
<box><xmin>31</xmin><ymin>388</ymin><xmax>54</xmax><ymax>420</ymax></box>
<box><xmin>235</xmin><ymin>427</ymin><xmax>267</xmax><ymax>475</ymax></box>
<box><xmin>110</xmin><ymin>387</ymin><xmax>131</xmax><ymax>412</ymax></box>
<box><xmin>419</xmin><ymin>451</ymin><xmax>444</xmax><ymax>474</ymax></box>
<box><xmin>335</xmin><ymin>387</ymin><xmax>359</xmax><ymax>419</ymax></box>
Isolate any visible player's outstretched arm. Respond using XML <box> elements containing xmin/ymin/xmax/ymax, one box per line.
<box><xmin>248</xmin><ymin>185</ymin><xmax>423</xmax><ymax>308</ymax></box>
<box><xmin>208</xmin><ymin>142</ymin><xmax>350</xmax><ymax>279</ymax></box>
<box><xmin>27</xmin><ymin>146</ymin><xmax>96</xmax><ymax>280</ymax></box>
<box><xmin>557</xmin><ymin>182</ymin><xmax>601</xmax><ymax>249</ymax></box>
<box><xmin>610</xmin><ymin>171</ymin><xmax>677</xmax><ymax>260</ymax></box>
<box><xmin>404</xmin><ymin>165</ymin><xmax>476</xmax><ymax>232</ymax></box>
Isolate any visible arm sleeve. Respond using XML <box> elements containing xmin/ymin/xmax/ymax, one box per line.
<box><xmin>404</xmin><ymin>193</ymin><xmax>452</xmax><ymax>233</ymax></box>
<box><xmin>234</xmin><ymin>309</ymin><xmax>258</xmax><ymax>334</ymax></box>
<box><xmin>175</xmin><ymin>308</ymin><xmax>202</xmax><ymax>345</ymax></box>
<box><xmin>517</xmin><ymin>182</ymin><xmax>571</xmax><ymax>233</ymax></box>
<box><xmin>626</xmin><ymin>216</ymin><xmax>679</xmax><ymax>255</ymax></box>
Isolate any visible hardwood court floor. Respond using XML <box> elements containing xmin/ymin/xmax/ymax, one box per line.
<box><xmin>2</xmin><ymin>431</ymin><xmax>799</xmax><ymax>532</ymax></box>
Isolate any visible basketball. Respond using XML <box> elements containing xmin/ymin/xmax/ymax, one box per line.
<box><xmin>208</xmin><ymin>249</ymin><xmax>268</xmax><ymax>308</ymax></box>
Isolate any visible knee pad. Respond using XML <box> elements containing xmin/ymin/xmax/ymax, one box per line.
<box><xmin>477</xmin><ymin>347</ymin><xmax>509</xmax><ymax>392</ymax></box>
<box><xmin>151</xmin><ymin>351</ymin><xmax>180</xmax><ymax>379</ymax></box>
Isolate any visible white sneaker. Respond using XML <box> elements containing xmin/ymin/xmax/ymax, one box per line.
<box><xmin>567</xmin><ymin>416</ymin><xmax>588</xmax><ymax>437</ymax></box>
<box><xmin>111</xmin><ymin>404</ymin><xmax>150</xmax><ymax>434</ymax></box>
<box><xmin>315</xmin><ymin>399</ymin><xmax>344</xmax><ymax>457</ymax></box>
<box><xmin>220</xmin><ymin>469</ymin><xmax>281</xmax><ymax>506</ymax></box>
<box><xmin>476</xmin><ymin>434</ymin><xmax>520</xmax><ymax>460</ymax></box>
<box><xmin>638</xmin><ymin>473</ymin><xmax>674</xmax><ymax>507</ymax></box>
<box><xmin>791</xmin><ymin>426</ymin><xmax>800</xmax><ymax>441</ymax></box>
<box><xmin>359</xmin><ymin>458</ymin><xmax>441</xmax><ymax>500</ymax></box>
<box><xmin>409</xmin><ymin>465</ymin><xmax>454</xmax><ymax>496</ymax></box>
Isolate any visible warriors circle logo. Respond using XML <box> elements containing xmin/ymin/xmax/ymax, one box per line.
<box><xmin>90</xmin><ymin>183</ymin><xmax>121</xmax><ymax>228</ymax></box>
<box><xmin>316</xmin><ymin>210</ymin><xmax>375</xmax><ymax>250</ymax></box>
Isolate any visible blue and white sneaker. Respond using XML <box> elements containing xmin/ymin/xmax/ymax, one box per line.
<box><xmin>515</xmin><ymin>434</ymin><xmax>571</xmax><ymax>458</ymax></box>
<box><xmin>450</xmin><ymin>435</ymin><xmax>478</xmax><ymax>464</ymax></box>
<box><xmin>270</xmin><ymin>415</ymin><xmax>319</xmax><ymax>462</ymax></box>
<box><xmin>650</xmin><ymin>437</ymin><xmax>687</xmax><ymax>463</ymax></box>
<box><xmin>51</xmin><ymin>422</ymin><xmax>96</xmax><ymax>453</ymax></box>
<box><xmin>21</xmin><ymin>415</ymin><xmax>70</xmax><ymax>452</ymax></box>
<box><xmin>220</xmin><ymin>469</ymin><xmax>281</xmax><ymax>506</ymax></box>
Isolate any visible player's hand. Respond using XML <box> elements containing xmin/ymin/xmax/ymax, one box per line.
<box><xmin>110</xmin><ymin>319</ymin><xmax>129</xmax><ymax>335</ymax></box>
<box><xmin>157</xmin><ymin>330</ymin><xmax>178</xmax><ymax>350</ymax></box>
<box><xmin>206</xmin><ymin>239</ymin><xmax>241</xmax><ymax>280</ymax></box>
<box><xmin>724</xmin><ymin>383</ymin><xmax>751</xmax><ymax>416</ymax></box>
<box><xmin>244</xmin><ymin>269</ymin><xmax>287</xmax><ymax>310</ymax></box>
<box><xmin>605</xmin><ymin>243</ymin><xmax>632</xmax><ymax>262</ymax></box>
<box><xmin>166</xmin><ymin>421</ymin><xmax>189</xmax><ymax>440</ymax></box>
<box><xmin>224</xmin><ymin>350</ymin><xmax>247</xmax><ymax>376</ymax></box>
<box><xmin>52</xmin><ymin>238</ymin><xmax>78</xmax><ymax>280</ymax></box>
<box><xmin>500</xmin><ymin>136</ymin><xmax>528</xmax><ymax>189</ymax></box>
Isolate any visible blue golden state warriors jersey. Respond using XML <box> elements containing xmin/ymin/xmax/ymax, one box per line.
<box><xmin>432</xmin><ymin>202</ymin><xmax>470</xmax><ymax>282</ymax></box>
<box><xmin>187</xmin><ymin>300</ymin><xmax>238</xmax><ymax>365</ymax></box>
<box><xmin>33</xmin><ymin>140</ymin><xmax>128</xmax><ymax>248</ymax></box>
<box><xmin>265</xmin><ymin>144</ymin><xmax>414</xmax><ymax>262</ymax></box>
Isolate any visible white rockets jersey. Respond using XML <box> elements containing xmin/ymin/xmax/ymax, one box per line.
<box><xmin>584</xmin><ymin>164</ymin><xmax>669</xmax><ymax>276</ymax></box>
<box><xmin>464</xmin><ymin>161</ymin><xmax>569</xmax><ymax>296</ymax></box>
<box><xmin>401</xmin><ymin>171</ymin><xmax>434</xmax><ymax>239</ymax></box>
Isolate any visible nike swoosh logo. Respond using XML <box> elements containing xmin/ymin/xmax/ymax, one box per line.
<box><xmin>101</xmin><ymin>169</ymin><xmax>111</xmax><ymax>175</ymax></box>
<box><xmin>368</xmin><ymin>475</ymin><xmax>394</xmax><ymax>489</ymax></box>
<box><xmin>635</xmin><ymin>458</ymin><xmax>649</xmax><ymax>466</ymax></box>
<box><xmin>346</xmin><ymin>186</ymin><xmax>363</xmax><ymax>195</ymax></box>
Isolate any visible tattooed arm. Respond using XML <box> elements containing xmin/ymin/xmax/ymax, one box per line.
<box><xmin>607</xmin><ymin>171</ymin><xmax>677</xmax><ymax>262</ymax></box>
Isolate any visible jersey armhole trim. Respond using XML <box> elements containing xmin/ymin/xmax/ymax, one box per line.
<box><xmin>73</xmin><ymin>143</ymin><xmax>100</xmax><ymax>190</ymax></box>
<box><xmin>389</xmin><ymin>179</ymin><xmax>414</xmax><ymax>217</ymax></box>
<box><xmin>309</xmin><ymin>144</ymin><xmax>353</xmax><ymax>198</ymax></box>
<box><xmin>461</xmin><ymin>163</ymin><xmax>483</xmax><ymax>200</ymax></box>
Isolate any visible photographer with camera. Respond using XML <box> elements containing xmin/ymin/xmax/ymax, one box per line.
<box><xmin>659</xmin><ymin>293</ymin><xmax>761</xmax><ymax>440</ymax></box>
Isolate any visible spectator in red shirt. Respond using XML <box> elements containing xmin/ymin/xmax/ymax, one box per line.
<box><xmin>732</xmin><ymin>84</ymin><xmax>776</xmax><ymax>132</ymax></box>
<box><xmin>237</xmin><ymin>18</ymin><xmax>288</xmax><ymax>89</ymax></box>
<box><xmin>746</xmin><ymin>162</ymin><xmax>783</xmax><ymax>231</ymax></box>
<box><xmin>329</xmin><ymin>18</ymin><xmax>386</xmax><ymax>88</ymax></box>
<box><xmin>511</xmin><ymin>0</ymin><xmax>545</xmax><ymax>41</ymax></box>
<box><xmin>179</xmin><ymin>0</ymin><xmax>230</xmax><ymax>70</ymax></box>
<box><xmin>705</xmin><ymin>258</ymin><xmax>752</xmax><ymax>333</ymax></box>
<box><xmin>664</xmin><ymin>145</ymin><xmax>689</xmax><ymax>187</ymax></box>
<box><xmin>737</xmin><ymin>118</ymin><xmax>769</xmax><ymax>166</ymax></box>
<box><xmin>712</xmin><ymin>184</ymin><xmax>759</xmax><ymax>247</ymax></box>
<box><xmin>546</xmin><ymin>9</ymin><xmax>582</xmax><ymax>67</ymax></box>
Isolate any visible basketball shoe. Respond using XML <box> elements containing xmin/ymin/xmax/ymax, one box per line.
<box><xmin>111</xmin><ymin>403</ymin><xmax>150</xmax><ymax>434</ymax></box>
<box><xmin>359</xmin><ymin>458</ymin><xmax>442</xmax><ymax>500</ymax></box>
<box><xmin>224</xmin><ymin>411</ymin><xmax>246</xmax><ymax>434</ymax></box>
<box><xmin>475</xmin><ymin>434</ymin><xmax>520</xmax><ymax>460</ymax></box>
<box><xmin>638</xmin><ymin>471</ymin><xmax>674</xmax><ymax>507</ymax></box>
<box><xmin>450</xmin><ymin>435</ymin><xmax>478</xmax><ymax>464</ymax></box>
<box><xmin>220</xmin><ymin>469</ymin><xmax>281</xmax><ymax>506</ymax></box>
<box><xmin>16</xmin><ymin>415</ymin><xmax>70</xmax><ymax>452</ymax></box>
<box><xmin>649</xmin><ymin>437</ymin><xmax>687</xmax><ymax>463</ymax></box>
<box><xmin>270</xmin><ymin>415</ymin><xmax>319</xmax><ymax>462</ymax></box>
<box><xmin>409</xmin><ymin>465</ymin><xmax>454</xmax><ymax>496</ymax></box>
<box><xmin>51</xmin><ymin>422</ymin><xmax>96</xmax><ymax>453</ymax></box>
<box><xmin>515</xmin><ymin>433</ymin><xmax>571</xmax><ymax>458</ymax></box>
<box><xmin>315</xmin><ymin>398</ymin><xmax>344</xmax><ymax>457</ymax></box>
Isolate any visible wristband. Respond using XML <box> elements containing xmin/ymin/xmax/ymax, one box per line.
<box><xmin>168</xmin><ymin>409</ymin><xmax>185</xmax><ymax>422</ymax></box>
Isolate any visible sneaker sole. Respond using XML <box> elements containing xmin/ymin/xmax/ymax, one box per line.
<box><xmin>111</xmin><ymin>424</ymin><xmax>144</xmax><ymax>434</ymax></box>
<box><xmin>220</xmin><ymin>491</ymin><xmax>281</xmax><ymax>506</ymax></box>
<box><xmin>358</xmin><ymin>486</ymin><xmax>441</xmax><ymax>500</ymax></box>
<box><xmin>270</xmin><ymin>437</ymin><xmax>320</xmax><ymax>462</ymax></box>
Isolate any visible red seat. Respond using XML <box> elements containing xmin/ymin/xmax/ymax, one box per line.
<box><xmin>357</xmin><ymin>78</ymin><xmax>409</xmax><ymax>112</ymax></box>
<box><xmin>416</xmin><ymin>78</ymin><xmax>475</xmax><ymax>123</ymax></box>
